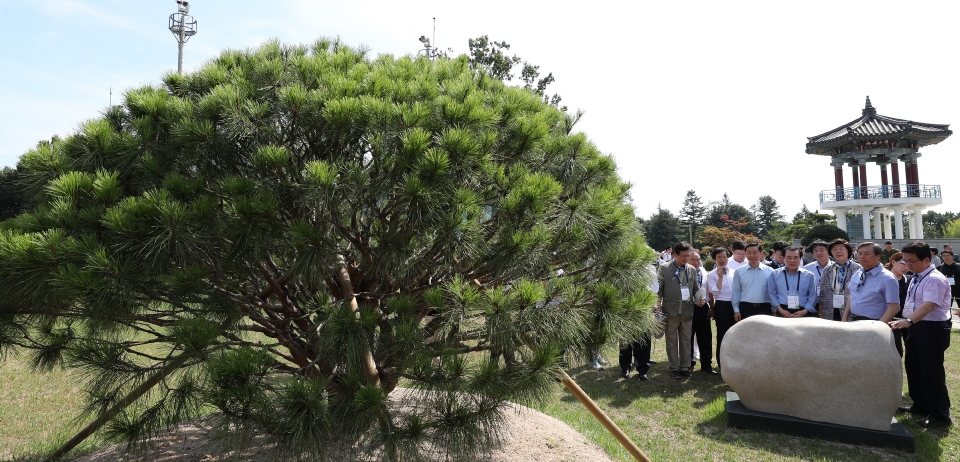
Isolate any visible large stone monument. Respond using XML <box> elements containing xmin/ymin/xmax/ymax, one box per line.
<box><xmin>721</xmin><ymin>316</ymin><xmax>901</xmax><ymax>431</ymax></box>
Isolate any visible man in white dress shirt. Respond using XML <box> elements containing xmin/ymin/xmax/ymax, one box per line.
<box><xmin>707</xmin><ymin>247</ymin><xmax>735</xmax><ymax>367</ymax></box>
<box><xmin>803</xmin><ymin>240</ymin><xmax>831</xmax><ymax>316</ymax></box>
<box><xmin>727</xmin><ymin>240</ymin><xmax>747</xmax><ymax>271</ymax></box>
<box><xmin>688</xmin><ymin>250</ymin><xmax>716</xmax><ymax>374</ymax></box>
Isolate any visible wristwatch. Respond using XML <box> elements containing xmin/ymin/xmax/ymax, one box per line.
<box><xmin>906</xmin><ymin>318</ymin><xmax>913</xmax><ymax>324</ymax></box>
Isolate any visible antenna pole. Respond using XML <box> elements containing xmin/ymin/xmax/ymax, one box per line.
<box><xmin>168</xmin><ymin>1</ymin><xmax>197</xmax><ymax>75</ymax></box>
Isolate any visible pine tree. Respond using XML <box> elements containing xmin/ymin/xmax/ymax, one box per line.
<box><xmin>751</xmin><ymin>195</ymin><xmax>784</xmax><ymax>238</ymax></box>
<box><xmin>0</xmin><ymin>38</ymin><xmax>655</xmax><ymax>461</ymax></box>
<box><xmin>0</xmin><ymin>166</ymin><xmax>25</xmax><ymax>220</ymax></box>
<box><xmin>679</xmin><ymin>190</ymin><xmax>706</xmax><ymax>225</ymax></box>
<box><xmin>644</xmin><ymin>205</ymin><xmax>681</xmax><ymax>251</ymax></box>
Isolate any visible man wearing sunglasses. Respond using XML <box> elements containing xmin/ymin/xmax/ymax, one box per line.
<box><xmin>846</xmin><ymin>242</ymin><xmax>901</xmax><ymax>323</ymax></box>
<box><xmin>888</xmin><ymin>242</ymin><xmax>953</xmax><ymax>428</ymax></box>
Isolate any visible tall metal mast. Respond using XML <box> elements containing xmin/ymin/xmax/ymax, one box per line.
<box><xmin>418</xmin><ymin>18</ymin><xmax>438</xmax><ymax>60</ymax></box>
<box><xmin>168</xmin><ymin>1</ymin><xmax>197</xmax><ymax>74</ymax></box>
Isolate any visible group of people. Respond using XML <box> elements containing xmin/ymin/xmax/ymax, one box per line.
<box><xmin>622</xmin><ymin>239</ymin><xmax>957</xmax><ymax>429</ymax></box>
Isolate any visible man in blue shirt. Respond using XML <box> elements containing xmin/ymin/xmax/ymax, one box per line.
<box><xmin>847</xmin><ymin>242</ymin><xmax>901</xmax><ymax>322</ymax></box>
<box><xmin>732</xmin><ymin>242</ymin><xmax>775</xmax><ymax>321</ymax></box>
<box><xmin>768</xmin><ymin>246</ymin><xmax>819</xmax><ymax>317</ymax></box>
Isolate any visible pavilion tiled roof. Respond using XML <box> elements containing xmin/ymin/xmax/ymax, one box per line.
<box><xmin>805</xmin><ymin>97</ymin><xmax>952</xmax><ymax>155</ymax></box>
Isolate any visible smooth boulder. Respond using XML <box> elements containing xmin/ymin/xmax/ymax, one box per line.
<box><xmin>720</xmin><ymin>316</ymin><xmax>901</xmax><ymax>431</ymax></box>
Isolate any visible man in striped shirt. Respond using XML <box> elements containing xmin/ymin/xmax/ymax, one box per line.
<box><xmin>889</xmin><ymin>241</ymin><xmax>953</xmax><ymax>428</ymax></box>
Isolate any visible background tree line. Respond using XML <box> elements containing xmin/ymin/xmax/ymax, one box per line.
<box><xmin>640</xmin><ymin>190</ymin><xmax>960</xmax><ymax>257</ymax></box>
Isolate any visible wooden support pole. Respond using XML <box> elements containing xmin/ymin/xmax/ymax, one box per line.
<box><xmin>559</xmin><ymin>370</ymin><xmax>651</xmax><ymax>462</ymax></box>
<box><xmin>44</xmin><ymin>354</ymin><xmax>192</xmax><ymax>462</ymax></box>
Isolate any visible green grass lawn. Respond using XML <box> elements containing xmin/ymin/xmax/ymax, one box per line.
<box><xmin>3</xmin><ymin>331</ymin><xmax>960</xmax><ymax>461</ymax></box>
<box><xmin>0</xmin><ymin>355</ymin><xmax>109</xmax><ymax>461</ymax></box>
<box><xmin>530</xmin><ymin>329</ymin><xmax>960</xmax><ymax>461</ymax></box>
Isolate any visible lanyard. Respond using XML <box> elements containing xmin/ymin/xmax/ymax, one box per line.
<box><xmin>908</xmin><ymin>267</ymin><xmax>934</xmax><ymax>305</ymax></box>
<box><xmin>674</xmin><ymin>265</ymin><xmax>688</xmax><ymax>285</ymax></box>
<box><xmin>815</xmin><ymin>265</ymin><xmax>822</xmax><ymax>277</ymax></box>
<box><xmin>784</xmin><ymin>270</ymin><xmax>800</xmax><ymax>293</ymax></box>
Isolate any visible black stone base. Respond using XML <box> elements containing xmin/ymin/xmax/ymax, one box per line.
<box><xmin>726</xmin><ymin>392</ymin><xmax>914</xmax><ymax>452</ymax></box>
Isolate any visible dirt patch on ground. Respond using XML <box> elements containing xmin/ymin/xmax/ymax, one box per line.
<box><xmin>70</xmin><ymin>389</ymin><xmax>615</xmax><ymax>462</ymax></box>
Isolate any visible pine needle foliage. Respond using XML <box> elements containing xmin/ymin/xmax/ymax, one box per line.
<box><xmin>0</xmin><ymin>37</ymin><xmax>656</xmax><ymax>461</ymax></box>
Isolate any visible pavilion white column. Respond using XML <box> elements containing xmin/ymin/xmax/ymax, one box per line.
<box><xmin>894</xmin><ymin>207</ymin><xmax>905</xmax><ymax>239</ymax></box>
<box><xmin>880</xmin><ymin>210</ymin><xmax>892</xmax><ymax>239</ymax></box>
<box><xmin>907</xmin><ymin>212</ymin><xmax>916</xmax><ymax>239</ymax></box>
<box><xmin>862</xmin><ymin>210</ymin><xmax>872</xmax><ymax>240</ymax></box>
<box><xmin>872</xmin><ymin>211</ymin><xmax>882</xmax><ymax>242</ymax></box>
<box><xmin>916</xmin><ymin>210</ymin><xmax>925</xmax><ymax>239</ymax></box>
<box><xmin>835</xmin><ymin>210</ymin><xmax>847</xmax><ymax>235</ymax></box>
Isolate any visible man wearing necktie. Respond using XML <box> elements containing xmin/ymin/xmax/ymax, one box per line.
<box><xmin>656</xmin><ymin>242</ymin><xmax>699</xmax><ymax>379</ymax></box>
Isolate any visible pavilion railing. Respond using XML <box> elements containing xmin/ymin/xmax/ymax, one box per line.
<box><xmin>819</xmin><ymin>184</ymin><xmax>941</xmax><ymax>203</ymax></box>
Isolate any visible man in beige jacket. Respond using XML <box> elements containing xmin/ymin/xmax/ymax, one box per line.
<box><xmin>657</xmin><ymin>241</ymin><xmax>699</xmax><ymax>379</ymax></box>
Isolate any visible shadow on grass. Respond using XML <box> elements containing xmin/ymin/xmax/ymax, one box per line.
<box><xmin>560</xmin><ymin>359</ymin><xmax>730</xmax><ymax>411</ymax></box>
<box><xmin>561</xmin><ymin>351</ymin><xmax>935</xmax><ymax>461</ymax></box>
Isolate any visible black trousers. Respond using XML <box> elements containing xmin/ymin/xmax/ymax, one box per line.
<box><xmin>619</xmin><ymin>336</ymin><xmax>652</xmax><ymax>375</ymax></box>
<box><xmin>691</xmin><ymin>304</ymin><xmax>713</xmax><ymax>368</ymax></box>
<box><xmin>893</xmin><ymin>327</ymin><xmax>907</xmax><ymax>357</ymax></box>
<box><xmin>904</xmin><ymin>320</ymin><xmax>952</xmax><ymax>422</ymax></box>
<box><xmin>740</xmin><ymin>302</ymin><xmax>772</xmax><ymax>319</ymax></box>
<box><xmin>714</xmin><ymin>300</ymin><xmax>735</xmax><ymax>366</ymax></box>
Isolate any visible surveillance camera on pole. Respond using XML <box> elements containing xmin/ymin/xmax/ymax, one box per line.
<box><xmin>417</xmin><ymin>18</ymin><xmax>438</xmax><ymax>60</ymax></box>
<box><xmin>169</xmin><ymin>0</ymin><xmax>197</xmax><ymax>74</ymax></box>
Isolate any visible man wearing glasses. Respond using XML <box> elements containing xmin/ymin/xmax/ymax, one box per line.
<box><xmin>936</xmin><ymin>250</ymin><xmax>959</xmax><ymax>309</ymax></box>
<box><xmin>846</xmin><ymin>242</ymin><xmax>901</xmax><ymax>323</ymax></box>
<box><xmin>889</xmin><ymin>242</ymin><xmax>953</xmax><ymax>428</ymax></box>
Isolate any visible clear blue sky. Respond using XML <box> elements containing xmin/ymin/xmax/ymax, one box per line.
<box><xmin>2</xmin><ymin>0</ymin><xmax>958</xmax><ymax>219</ymax></box>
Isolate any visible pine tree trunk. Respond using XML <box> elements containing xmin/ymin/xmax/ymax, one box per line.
<box><xmin>336</xmin><ymin>254</ymin><xmax>381</xmax><ymax>387</ymax></box>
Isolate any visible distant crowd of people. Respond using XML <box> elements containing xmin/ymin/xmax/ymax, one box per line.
<box><xmin>619</xmin><ymin>239</ymin><xmax>958</xmax><ymax>429</ymax></box>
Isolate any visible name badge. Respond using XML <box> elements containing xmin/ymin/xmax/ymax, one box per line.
<box><xmin>903</xmin><ymin>297</ymin><xmax>915</xmax><ymax>317</ymax></box>
<box><xmin>787</xmin><ymin>295</ymin><xmax>799</xmax><ymax>309</ymax></box>
<box><xmin>816</xmin><ymin>285</ymin><xmax>821</xmax><ymax>296</ymax></box>
<box><xmin>949</xmin><ymin>277</ymin><xmax>956</xmax><ymax>286</ymax></box>
<box><xmin>680</xmin><ymin>287</ymin><xmax>691</xmax><ymax>300</ymax></box>
<box><xmin>832</xmin><ymin>294</ymin><xmax>845</xmax><ymax>309</ymax></box>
